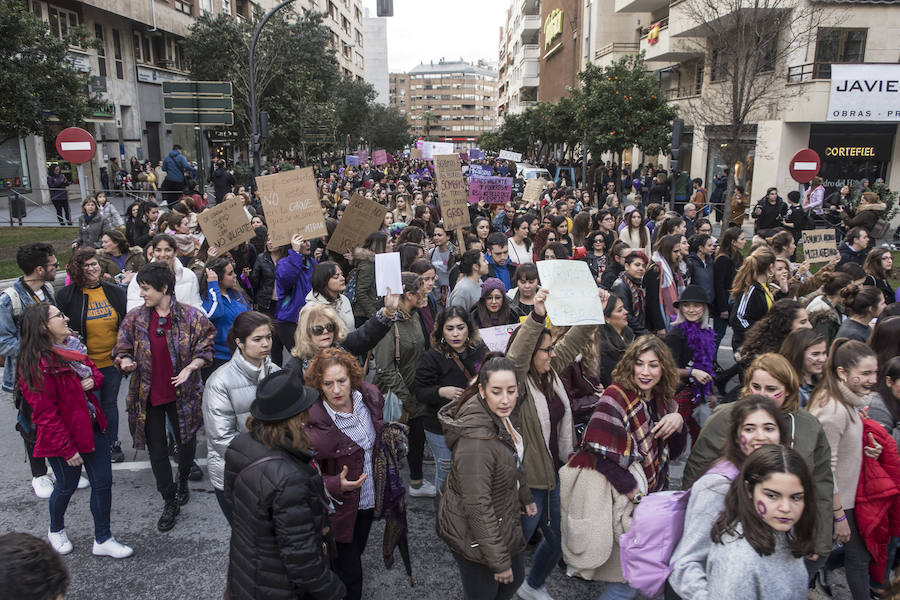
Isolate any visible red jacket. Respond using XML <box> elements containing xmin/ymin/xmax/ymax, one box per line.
<box><xmin>305</xmin><ymin>382</ymin><xmax>383</xmax><ymax>543</ymax></box>
<box><xmin>19</xmin><ymin>356</ymin><xmax>106</xmax><ymax>461</ymax></box>
<box><xmin>855</xmin><ymin>418</ymin><xmax>900</xmax><ymax>583</ymax></box>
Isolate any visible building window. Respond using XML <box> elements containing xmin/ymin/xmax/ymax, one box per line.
<box><xmin>235</xmin><ymin>0</ymin><xmax>250</xmax><ymax>19</ymax></box>
<box><xmin>328</xmin><ymin>1</ymin><xmax>337</xmax><ymax>19</ymax></box>
<box><xmin>709</xmin><ymin>46</ymin><xmax>726</xmax><ymax>82</ymax></box>
<box><xmin>112</xmin><ymin>28</ymin><xmax>124</xmax><ymax>79</ymax></box>
<box><xmin>96</xmin><ymin>24</ymin><xmax>107</xmax><ymax>77</ymax></box>
<box><xmin>814</xmin><ymin>28</ymin><xmax>866</xmax><ymax>79</ymax></box>
<box><xmin>175</xmin><ymin>0</ymin><xmax>193</xmax><ymax>15</ymax></box>
<box><xmin>48</xmin><ymin>5</ymin><xmax>78</xmax><ymax>40</ymax></box>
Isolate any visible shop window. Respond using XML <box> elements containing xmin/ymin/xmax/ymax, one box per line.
<box><xmin>814</xmin><ymin>28</ymin><xmax>866</xmax><ymax>79</ymax></box>
<box><xmin>112</xmin><ymin>29</ymin><xmax>124</xmax><ymax>79</ymax></box>
<box><xmin>96</xmin><ymin>25</ymin><xmax>108</xmax><ymax>77</ymax></box>
<box><xmin>0</xmin><ymin>138</ymin><xmax>32</xmax><ymax>191</ymax></box>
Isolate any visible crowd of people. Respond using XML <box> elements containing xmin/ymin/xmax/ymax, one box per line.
<box><xmin>4</xmin><ymin>147</ymin><xmax>900</xmax><ymax>600</ymax></box>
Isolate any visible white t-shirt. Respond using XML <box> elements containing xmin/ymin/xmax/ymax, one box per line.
<box><xmin>507</xmin><ymin>237</ymin><xmax>533</xmax><ymax>265</ymax></box>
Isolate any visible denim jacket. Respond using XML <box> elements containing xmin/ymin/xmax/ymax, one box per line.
<box><xmin>0</xmin><ymin>278</ymin><xmax>56</xmax><ymax>392</ymax></box>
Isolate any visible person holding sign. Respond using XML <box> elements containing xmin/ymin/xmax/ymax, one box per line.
<box><xmin>273</xmin><ymin>234</ymin><xmax>316</xmax><ymax>355</ymax></box>
<box><xmin>200</xmin><ymin>258</ymin><xmax>252</xmax><ymax>380</ymax></box>
<box><xmin>505</xmin><ymin>287</ymin><xmax>607</xmax><ymax>600</ymax></box>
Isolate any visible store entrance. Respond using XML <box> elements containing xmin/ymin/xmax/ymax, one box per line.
<box><xmin>809</xmin><ymin>123</ymin><xmax>895</xmax><ymax>195</ymax></box>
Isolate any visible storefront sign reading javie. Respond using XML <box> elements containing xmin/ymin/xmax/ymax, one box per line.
<box><xmin>828</xmin><ymin>64</ymin><xmax>900</xmax><ymax>122</ymax></box>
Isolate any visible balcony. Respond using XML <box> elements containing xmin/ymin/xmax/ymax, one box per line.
<box><xmin>521</xmin><ymin>0</ymin><xmax>540</xmax><ymax>16</ymax></box>
<box><xmin>522</xmin><ymin>44</ymin><xmax>540</xmax><ymax>60</ymax></box>
<box><xmin>522</xmin><ymin>14</ymin><xmax>540</xmax><ymax>33</ymax></box>
<box><xmin>640</xmin><ymin>20</ymin><xmax>702</xmax><ymax>63</ymax></box>
<box><xmin>668</xmin><ymin>0</ymin><xmax>797</xmax><ymax>38</ymax></box>
<box><xmin>614</xmin><ymin>0</ymin><xmax>668</xmax><ymax>14</ymax></box>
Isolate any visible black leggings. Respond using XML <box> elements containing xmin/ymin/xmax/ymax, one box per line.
<box><xmin>145</xmin><ymin>401</ymin><xmax>195</xmax><ymax>498</ymax></box>
<box><xmin>407</xmin><ymin>416</ymin><xmax>425</xmax><ymax>482</ymax></box>
<box><xmin>453</xmin><ymin>551</ymin><xmax>524</xmax><ymax>600</ymax></box>
<box><xmin>275</xmin><ymin>321</ymin><xmax>297</xmax><ymax>358</ymax></box>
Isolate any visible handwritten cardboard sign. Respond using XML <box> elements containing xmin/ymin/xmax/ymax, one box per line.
<box><xmin>372</xmin><ymin>149</ymin><xmax>388</xmax><ymax>165</ymax></box>
<box><xmin>326</xmin><ymin>192</ymin><xmax>388</xmax><ymax>254</ymax></box>
<box><xmin>523</xmin><ymin>179</ymin><xmax>545</xmax><ymax>206</ymax></box>
<box><xmin>498</xmin><ymin>149</ymin><xmax>522</xmax><ymax>162</ymax></box>
<box><xmin>410</xmin><ymin>148</ymin><xmax>422</xmax><ymax>160</ymax></box>
<box><xmin>536</xmin><ymin>260</ymin><xmax>606</xmax><ymax>326</ymax></box>
<box><xmin>196</xmin><ymin>197</ymin><xmax>254</xmax><ymax>255</ymax></box>
<box><xmin>257</xmin><ymin>167</ymin><xmax>327</xmax><ymax>246</ymax></box>
<box><xmin>469</xmin><ymin>176</ymin><xmax>513</xmax><ymax>205</ymax></box>
<box><xmin>479</xmin><ymin>323</ymin><xmax>520</xmax><ymax>353</ymax></box>
<box><xmin>468</xmin><ymin>164</ymin><xmax>493</xmax><ymax>177</ymax></box>
<box><xmin>434</xmin><ymin>154</ymin><xmax>471</xmax><ymax>231</ymax></box>
<box><xmin>801</xmin><ymin>229</ymin><xmax>839</xmax><ymax>263</ymax></box>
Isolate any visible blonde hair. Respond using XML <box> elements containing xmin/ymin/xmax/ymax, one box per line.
<box><xmin>741</xmin><ymin>353</ymin><xmax>800</xmax><ymax>414</ymax></box>
<box><xmin>731</xmin><ymin>247</ymin><xmax>776</xmax><ymax>299</ymax></box>
<box><xmin>291</xmin><ymin>303</ymin><xmax>347</xmax><ymax>360</ymax></box>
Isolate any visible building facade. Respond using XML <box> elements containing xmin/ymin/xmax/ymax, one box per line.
<box><xmin>498</xmin><ymin>0</ymin><xmax>541</xmax><ymax>119</ymax></box>
<box><xmin>389</xmin><ymin>59</ymin><xmax>499</xmax><ymax>148</ymax></box>
<box><xmin>363</xmin><ymin>7</ymin><xmax>388</xmax><ymax>105</ymax></box>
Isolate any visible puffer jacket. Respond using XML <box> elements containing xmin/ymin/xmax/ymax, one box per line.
<box><xmin>225</xmin><ymin>432</ymin><xmax>344</xmax><ymax>600</ymax></box>
<box><xmin>203</xmin><ymin>350</ymin><xmax>280</xmax><ymax>490</ymax></box>
<box><xmin>351</xmin><ymin>248</ymin><xmax>382</xmax><ymax>319</ymax></box>
<box><xmin>436</xmin><ymin>394</ymin><xmax>534</xmax><ymax>572</ymax></box>
<box><xmin>842</xmin><ymin>202</ymin><xmax>886</xmax><ymax>233</ymax></box>
<box><xmin>97</xmin><ymin>246</ymin><xmax>146</xmax><ymax>280</ymax></box>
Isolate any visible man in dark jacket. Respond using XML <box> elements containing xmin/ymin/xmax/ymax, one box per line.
<box><xmin>837</xmin><ymin>227</ymin><xmax>870</xmax><ymax>267</ymax></box>
<box><xmin>751</xmin><ymin>188</ymin><xmax>787</xmax><ymax>237</ymax></box>
<box><xmin>611</xmin><ymin>253</ymin><xmax>648</xmax><ymax>336</ymax></box>
<box><xmin>209</xmin><ymin>161</ymin><xmax>236</xmax><ymax>205</ymax></box>
<box><xmin>482</xmin><ymin>232</ymin><xmax>517</xmax><ymax>291</ymax></box>
<box><xmin>160</xmin><ymin>145</ymin><xmax>197</xmax><ymax>207</ymax></box>
<box><xmin>225</xmin><ymin>372</ymin><xmax>345</xmax><ymax>600</ymax></box>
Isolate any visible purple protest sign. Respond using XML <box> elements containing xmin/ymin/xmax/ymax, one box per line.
<box><xmin>386</xmin><ymin>152</ymin><xmax>395</xmax><ymax>163</ymax></box>
<box><xmin>468</xmin><ymin>176</ymin><xmax>513</xmax><ymax>204</ymax></box>
<box><xmin>354</xmin><ymin>150</ymin><xmax>369</xmax><ymax>163</ymax></box>
<box><xmin>468</xmin><ymin>148</ymin><xmax>485</xmax><ymax>160</ymax></box>
<box><xmin>459</xmin><ymin>151</ymin><xmax>469</xmax><ymax>161</ymax></box>
<box><xmin>468</xmin><ymin>164</ymin><xmax>493</xmax><ymax>177</ymax></box>
<box><xmin>345</xmin><ymin>155</ymin><xmax>360</xmax><ymax>166</ymax></box>
<box><xmin>373</xmin><ymin>149</ymin><xmax>388</xmax><ymax>165</ymax></box>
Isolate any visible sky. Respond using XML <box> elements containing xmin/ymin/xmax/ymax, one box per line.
<box><xmin>361</xmin><ymin>0</ymin><xmax>508</xmax><ymax>73</ymax></box>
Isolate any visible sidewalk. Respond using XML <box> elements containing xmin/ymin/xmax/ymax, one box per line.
<box><xmin>0</xmin><ymin>192</ymin><xmax>137</xmax><ymax>227</ymax></box>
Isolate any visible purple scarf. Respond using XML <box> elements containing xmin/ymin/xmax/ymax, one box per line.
<box><xmin>679</xmin><ymin>320</ymin><xmax>715</xmax><ymax>401</ymax></box>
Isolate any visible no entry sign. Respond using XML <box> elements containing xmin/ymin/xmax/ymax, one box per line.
<box><xmin>55</xmin><ymin>127</ymin><xmax>96</xmax><ymax>165</ymax></box>
<box><xmin>789</xmin><ymin>148</ymin><xmax>821</xmax><ymax>184</ymax></box>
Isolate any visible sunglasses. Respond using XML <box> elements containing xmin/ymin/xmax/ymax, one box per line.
<box><xmin>155</xmin><ymin>316</ymin><xmax>168</xmax><ymax>337</ymax></box>
<box><xmin>311</xmin><ymin>322</ymin><xmax>336</xmax><ymax>336</ymax></box>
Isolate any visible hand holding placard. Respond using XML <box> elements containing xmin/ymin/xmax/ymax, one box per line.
<box><xmin>535</xmin><ymin>261</ymin><xmax>606</xmax><ymax>325</ymax></box>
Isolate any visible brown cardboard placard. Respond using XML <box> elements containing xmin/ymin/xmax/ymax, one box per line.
<box><xmin>801</xmin><ymin>229</ymin><xmax>838</xmax><ymax>263</ymax></box>
<box><xmin>523</xmin><ymin>179</ymin><xmax>544</xmax><ymax>206</ymax></box>
<box><xmin>326</xmin><ymin>193</ymin><xmax>388</xmax><ymax>254</ymax></box>
<box><xmin>256</xmin><ymin>167</ymin><xmax>326</xmax><ymax>246</ymax></box>
<box><xmin>410</xmin><ymin>148</ymin><xmax>422</xmax><ymax>160</ymax></box>
<box><xmin>434</xmin><ymin>154</ymin><xmax>471</xmax><ymax>231</ymax></box>
<box><xmin>196</xmin><ymin>197</ymin><xmax>255</xmax><ymax>255</ymax></box>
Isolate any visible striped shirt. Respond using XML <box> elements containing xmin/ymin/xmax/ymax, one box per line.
<box><xmin>323</xmin><ymin>390</ymin><xmax>376</xmax><ymax>510</ymax></box>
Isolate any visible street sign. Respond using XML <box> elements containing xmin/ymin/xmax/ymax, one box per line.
<box><xmin>164</xmin><ymin>112</ymin><xmax>234</xmax><ymax>126</ymax></box>
<box><xmin>55</xmin><ymin>127</ymin><xmax>96</xmax><ymax>165</ymax></box>
<box><xmin>162</xmin><ymin>81</ymin><xmax>232</xmax><ymax>96</ymax></box>
<box><xmin>163</xmin><ymin>96</ymin><xmax>233</xmax><ymax>111</ymax></box>
<box><xmin>789</xmin><ymin>148</ymin><xmax>821</xmax><ymax>184</ymax></box>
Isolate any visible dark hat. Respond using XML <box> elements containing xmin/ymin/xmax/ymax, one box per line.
<box><xmin>250</xmin><ymin>370</ymin><xmax>318</xmax><ymax>422</ymax></box>
<box><xmin>674</xmin><ymin>284</ymin><xmax>711</xmax><ymax>307</ymax></box>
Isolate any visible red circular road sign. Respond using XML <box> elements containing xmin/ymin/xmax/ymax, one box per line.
<box><xmin>789</xmin><ymin>148</ymin><xmax>821</xmax><ymax>184</ymax></box>
<box><xmin>55</xmin><ymin>127</ymin><xmax>96</xmax><ymax>165</ymax></box>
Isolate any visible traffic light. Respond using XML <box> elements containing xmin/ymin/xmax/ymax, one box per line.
<box><xmin>260</xmin><ymin>111</ymin><xmax>270</xmax><ymax>140</ymax></box>
<box><xmin>670</xmin><ymin>118</ymin><xmax>684</xmax><ymax>172</ymax></box>
<box><xmin>377</xmin><ymin>0</ymin><xmax>393</xmax><ymax>17</ymax></box>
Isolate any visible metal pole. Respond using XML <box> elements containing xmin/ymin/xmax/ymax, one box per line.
<box><xmin>76</xmin><ymin>164</ymin><xmax>88</xmax><ymax>203</ymax></box>
<box><xmin>249</xmin><ymin>0</ymin><xmax>297</xmax><ymax>181</ymax></box>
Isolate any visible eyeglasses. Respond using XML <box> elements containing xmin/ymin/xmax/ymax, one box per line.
<box><xmin>155</xmin><ymin>316</ymin><xmax>168</xmax><ymax>337</ymax></box>
<box><xmin>536</xmin><ymin>345</ymin><xmax>555</xmax><ymax>355</ymax></box>
<box><xmin>310</xmin><ymin>322</ymin><xmax>336</xmax><ymax>336</ymax></box>
<box><xmin>83</xmin><ymin>262</ymin><xmax>101</xmax><ymax>270</ymax></box>
<box><xmin>49</xmin><ymin>312</ymin><xmax>67</xmax><ymax>320</ymax></box>
<box><xmin>45</xmin><ymin>262</ymin><xmax>59</xmax><ymax>269</ymax></box>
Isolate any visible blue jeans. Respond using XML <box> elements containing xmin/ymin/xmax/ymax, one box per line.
<box><xmin>596</xmin><ymin>582</ymin><xmax>639</xmax><ymax>600</ymax></box>
<box><xmin>520</xmin><ymin>477</ymin><xmax>562</xmax><ymax>589</ymax></box>
<box><xmin>713</xmin><ymin>316</ymin><xmax>729</xmax><ymax>353</ymax></box>
<box><xmin>97</xmin><ymin>366</ymin><xmax>122</xmax><ymax>447</ymax></box>
<box><xmin>46</xmin><ymin>430</ymin><xmax>112</xmax><ymax>543</ymax></box>
<box><xmin>424</xmin><ymin>429</ymin><xmax>452</xmax><ymax>492</ymax></box>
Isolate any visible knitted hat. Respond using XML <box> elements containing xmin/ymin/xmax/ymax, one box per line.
<box><xmin>480</xmin><ymin>277</ymin><xmax>507</xmax><ymax>298</ymax></box>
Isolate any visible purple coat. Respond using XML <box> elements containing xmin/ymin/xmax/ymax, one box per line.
<box><xmin>273</xmin><ymin>249</ymin><xmax>316</xmax><ymax>323</ymax></box>
<box><xmin>112</xmin><ymin>300</ymin><xmax>215</xmax><ymax>449</ymax></box>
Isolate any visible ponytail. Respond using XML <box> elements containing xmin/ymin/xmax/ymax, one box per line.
<box><xmin>731</xmin><ymin>247</ymin><xmax>775</xmax><ymax>299</ymax></box>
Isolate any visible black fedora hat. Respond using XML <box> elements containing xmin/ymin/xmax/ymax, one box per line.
<box><xmin>250</xmin><ymin>370</ymin><xmax>318</xmax><ymax>422</ymax></box>
<box><xmin>674</xmin><ymin>284</ymin><xmax>711</xmax><ymax>307</ymax></box>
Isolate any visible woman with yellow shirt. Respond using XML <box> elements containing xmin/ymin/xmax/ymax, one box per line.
<box><xmin>57</xmin><ymin>248</ymin><xmax>128</xmax><ymax>463</ymax></box>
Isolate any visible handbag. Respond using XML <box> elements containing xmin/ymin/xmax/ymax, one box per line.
<box><xmin>382</xmin><ymin>324</ymin><xmax>403</xmax><ymax>423</ymax></box>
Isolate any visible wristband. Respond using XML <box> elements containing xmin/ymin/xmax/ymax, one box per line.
<box><xmin>834</xmin><ymin>514</ymin><xmax>847</xmax><ymax>523</ymax></box>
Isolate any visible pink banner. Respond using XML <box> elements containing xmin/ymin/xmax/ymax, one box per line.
<box><xmin>373</xmin><ymin>149</ymin><xmax>388</xmax><ymax>165</ymax></box>
<box><xmin>468</xmin><ymin>176</ymin><xmax>513</xmax><ymax>204</ymax></box>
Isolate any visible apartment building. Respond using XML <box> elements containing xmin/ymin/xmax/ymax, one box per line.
<box><xmin>363</xmin><ymin>7</ymin><xmax>388</xmax><ymax>105</ymax></box>
<box><xmin>390</xmin><ymin>59</ymin><xmax>499</xmax><ymax>149</ymax></box>
<box><xmin>498</xmin><ymin>0</ymin><xmax>541</xmax><ymax>118</ymax></box>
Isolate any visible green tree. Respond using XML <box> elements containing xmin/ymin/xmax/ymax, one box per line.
<box><xmin>578</xmin><ymin>54</ymin><xmax>677</xmax><ymax>167</ymax></box>
<box><xmin>364</xmin><ymin>104</ymin><xmax>412</xmax><ymax>153</ymax></box>
<box><xmin>422</xmin><ymin>110</ymin><xmax>437</xmax><ymax>140</ymax></box>
<box><xmin>183</xmin><ymin>8</ymin><xmax>339</xmax><ymax>155</ymax></box>
<box><xmin>333</xmin><ymin>77</ymin><xmax>376</xmax><ymax>147</ymax></box>
<box><xmin>0</xmin><ymin>2</ymin><xmax>99</xmax><ymax>143</ymax></box>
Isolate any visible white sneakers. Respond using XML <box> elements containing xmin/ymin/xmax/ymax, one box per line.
<box><xmin>517</xmin><ymin>581</ymin><xmax>554</xmax><ymax>600</ymax></box>
<box><xmin>32</xmin><ymin>475</ymin><xmax>54</xmax><ymax>499</ymax></box>
<box><xmin>77</xmin><ymin>475</ymin><xmax>90</xmax><ymax>489</ymax></box>
<box><xmin>408</xmin><ymin>480</ymin><xmax>437</xmax><ymax>498</ymax></box>
<box><xmin>48</xmin><ymin>529</ymin><xmax>73</xmax><ymax>555</ymax></box>
<box><xmin>48</xmin><ymin>530</ymin><xmax>133</xmax><ymax>559</ymax></box>
<box><xmin>93</xmin><ymin>537</ymin><xmax>134</xmax><ymax>559</ymax></box>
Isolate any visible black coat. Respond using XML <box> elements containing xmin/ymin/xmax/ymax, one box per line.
<box><xmin>250</xmin><ymin>252</ymin><xmax>276</xmax><ymax>310</ymax></box>
<box><xmin>57</xmin><ymin>282</ymin><xmax>127</xmax><ymax>339</ymax></box>
<box><xmin>712</xmin><ymin>254</ymin><xmax>738</xmax><ymax>316</ymax></box>
<box><xmin>415</xmin><ymin>343</ymin><xmax>488</xmax><ymax>434</ymax></box>
<box><xmin>595</xmin><ymin>324</ymin><xmax>634</xmax><ymax>387</ymax></box>
<box><xmin>225</xmin><ymin>433</ymin><xmax>345</xmax><ymax>600</ymax></box>
<box><xmin>211</xmin><ymin>167</ymin><xmax>236</xmax><ymax>202</ymax></box>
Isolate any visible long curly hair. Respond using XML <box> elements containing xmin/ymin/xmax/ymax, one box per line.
<box><xmin>610</xmin><ymin>334</ymin><xmax>680</xmax><ymax>407</ymax></box>
<box><xmin>739</xmin><ymin>299</ymin><xmax>805</xmax><ymax>364</ymax></box>
<box><xmin>430</xmin><ymin>306</ymin><xmax>481</xmax><ymax>355</ymax></box>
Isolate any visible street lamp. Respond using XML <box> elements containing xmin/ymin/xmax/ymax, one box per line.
<box><xmin>249</xmin><ymin>0</ymin><xmax>297</xmax><ymax>182</ymax></box>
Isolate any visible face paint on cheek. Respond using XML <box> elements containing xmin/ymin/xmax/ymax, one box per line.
<box><xmin>770</xmin><ymin>390</ymin><xmax>784</xmax><ymax>401</ymax></box>
<box><xmin>756</xmin><ymin>500</ymin><xmax>767</xmax><ymax>516</ymax></box>
<box><xmin>740</xmin><ymin>434</ymin><xmax>749</xmax><ymax>453</ymax></box>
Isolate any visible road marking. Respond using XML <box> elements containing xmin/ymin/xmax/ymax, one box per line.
<box><xmin>111</xmin><ymin>458</ymin><xmax>207</xmax><ymax>472</ymax></box>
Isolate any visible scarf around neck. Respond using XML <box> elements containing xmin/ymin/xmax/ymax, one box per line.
<box><xmin>52</xmin><ymin>336</ymin><xmax>96</xmax><ymax>419</ymax></box>
<box><xmin>652</xmin><ymin>251</ymin><xmax>684</xmax><ymax>326</ymax></box>
<box><xmin>679</xmin><ymin>320</ymin><xmax>715</xmax><ymax>401</ymax></box>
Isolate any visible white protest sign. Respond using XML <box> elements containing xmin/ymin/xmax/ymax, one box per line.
<box><xmin>478</xmin><ymin>323</ymin><xmax>520</xmax><ymax>353</ymax></box>
<box><xmin>422</xmin><ymin>141</ymin><xmax>455</xmax><ymax>160</ymax></box>
<box><xmin>375</xmin><ymin>252</ymin><xmax>402</xmax><ymax>296</ymax></box>
<box><xmin>536</xmin><ymin>260</ymin><xmax>606</xmax><ymax>326</ymax></box>
<box><xmin>498</xmin><ymin>150</ymin><xmax>522</xmax><ymax>162</ymax></box>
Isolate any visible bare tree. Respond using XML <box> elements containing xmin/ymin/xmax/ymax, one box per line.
<box><xmin>674</xmin><ymin>0</ymin><xmax>833</xmax><ymax>228</ymax></box>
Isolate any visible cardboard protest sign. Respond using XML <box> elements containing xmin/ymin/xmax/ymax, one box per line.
<box><xmin>468</xmin><ymin>164</ymin><xmax>493</xmax><ymax>177</ymax></box>
<box><xmin>801</xmin><ymin>229</ymin><xmax>839</xmax><ymax>263</ymax></box>
<box><xmin>468</xmin><ymin>176</ymin><xmax>513</xmax><ymax>204</ymax></box>
<box><xmin>326</xmin><ymin>193</ymin><xmax>388</xmax><ymax>254</ymax></box>
<box><xmin>345</xmin><ymin>155</ymin><xmax>359</xmax><ymax>166</ymax></box>
<box><xmin>498</xmin><ymin>150</ymin><xmax>522</xmax><ymax>162</ymax></box>
<box><xmin>536</xmin><ymin>260</ymin><xmax>606</xmax><ymax>326</ymax></box>
<box><xmin>372</xmin><ymin>149</ymin><xmax>388</xmax><ymax>165</ymax></box>
<box><xmin>256</xmin><ymin>167</ymin><xmax>327</xmax><ymax>246</ymax></box>
<box><xmin>434</xmin><ymin>154</ymin><xmax>471</xmax><ymax>231</ymax></box>
<box><xmin>479</xmin><ymin>323</ymin><xmax>520</xmax><ymax>353</ymax></box>
<box><xmin>410</xmin><ymin>148</ymin><xmax>422</xmax><ymax>160</ymax></box>
<box><xmin>523</xmin><ymin>179</ymin><xmax>545</xmax><ymax>206</ymax></box>
<box><xmin>196</xmin><ymin>198</ymin><xmax>254</xmax><ymax>255</ymax></box>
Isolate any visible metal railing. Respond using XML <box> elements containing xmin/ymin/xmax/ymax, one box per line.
<box><xmin>594</xmin><ymin>42</ymin><xmax>640</xmax><ymax>60</ymax></box>
<box><xmin>786</xmin><ymin>62</ymin><xmax>817</xmax><ymax>84</ymax></box>
<box><xmin>4</xmin><ymin>186</ymin><xmax>159</xmax><ymax>227</ymax></box>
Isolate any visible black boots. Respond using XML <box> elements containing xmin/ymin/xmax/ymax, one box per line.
<box><xmin>157</xmin><ymin>485</ymin><xmax>180</xmax><ymax>532</ymax></box>
<box><xmin>176</xmin><ymin>477</ymin><xmax>190</xmax><ymax>506</ymax></box>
